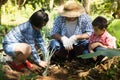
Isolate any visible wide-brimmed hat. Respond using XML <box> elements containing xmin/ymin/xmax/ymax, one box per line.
<box><xmin>57</xmin><ymin>0</ymin><xmax>85</xmax><ymax>17</ymax></box>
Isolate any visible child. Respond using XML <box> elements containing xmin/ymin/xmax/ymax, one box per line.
<box><xmin>2</xmin><ymin>8</ymin><xmax>49</xmax><ymax>72</ymax></box>
<box><xmin>85</xmin><ymin>16</ymin><xmax>116</xmax><ymax>61</ymax></box>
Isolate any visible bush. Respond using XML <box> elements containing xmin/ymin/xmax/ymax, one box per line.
<box><xmin>108</xmin><ymin>19</ymin><xmax>120</xmax><ymax>48</ymax></box>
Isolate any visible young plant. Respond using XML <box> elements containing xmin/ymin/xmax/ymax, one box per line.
<box><xmin>42</xmin><ymin>47</ymin><xmax>56</xmax><ymax>76</ymax></box>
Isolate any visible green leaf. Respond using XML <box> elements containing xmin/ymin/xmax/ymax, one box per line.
<box><xmin>78</xmin><ymin>49</ymin><xmax>120</xmax><ymax>59</ymax></box>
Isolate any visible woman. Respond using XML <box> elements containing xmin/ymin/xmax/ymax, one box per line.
<box><xmin>3</xmin><ymin>8</ymin><xmax>49</xmax><ymax>72</ymax></box>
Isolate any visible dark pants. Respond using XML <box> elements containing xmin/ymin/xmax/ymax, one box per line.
<box><xmin>95</xmin><ymin>47</ymin><xmax>107</xmax><ymax>61</ymax></box>
<box><xmin>48</xmin><ymin>39</ymin><xmax>88</xmax><ymax>60</ymax></box>
<box><xmin>83</xmin><ymin>46</ymin><xmax>107</xmax><ymax>61</ymax></box>
<box><xmin>83</xmin><ymin>46</ymin><xmax>106</xmax><ymax>54</ymax></box>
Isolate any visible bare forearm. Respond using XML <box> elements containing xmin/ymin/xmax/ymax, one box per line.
<box><xmin>51</xmin><ymin>33</ymin><xmax>89</xmax><ymax>41</ymax></box>
<box><xmin>89</xmin><ymin>42</ymin><xmax>107</xmax><ymax>50</ymax></box>
<box><xmin>76</xmin><ymin>33</ymin><xmax>89</xmax><ymax>40</ymax></box>
<box><xmin>99</xmin><ymin>44</ymin><xmax>107</xmax><ymax>48</ymax></box>
<box><xmin>51</xmin><ymin>34</ymin><xmax>62</xmax><ymax>40</ymax></box>
<box><xmin>94</xmin><ymin>42</ymin><xmax>107</xmax><ymax>48</ymax></box>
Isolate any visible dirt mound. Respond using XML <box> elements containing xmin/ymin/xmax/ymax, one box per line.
<box><xmin>1</xmin><ymin>56</ymin><xmax>120</xmax><ymax>80</ymax></box>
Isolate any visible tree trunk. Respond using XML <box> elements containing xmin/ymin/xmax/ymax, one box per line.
<box><xmin>60</xmin><ymin>0</ymin><xmax>64</xmax><ymax>5</ymax></box>
<box><xmin>117</xmin><ymin>0</ymin><xmax>120</xmax><ymax>18</ymax></box>
<box><xmin>18</xmin><ymin>0</ymin><xmax>26</xmax><ymax>10</ymax></box>
<box><xmin>18</xmin><ymin>0</ymin><xmax>21</xmax><ymax>9</ymax></box>
<box><xmin>49</xmin><ymin>0</ymin><xmax>54</xmax><ymax>10</ymax></box>
<box><xmin>82</xmin><ymin>0</ymin><xmax>90</xmax><ymax>15</ymax></box>
<box><xmin>112</xmin><ymin>0</ymin><xmax>120</xmax><ymax>18</ymax></box>
<box><xmin>0</xmin><ymin>3</ymin><xmax>1</xmax><ymax>25</ymax></box>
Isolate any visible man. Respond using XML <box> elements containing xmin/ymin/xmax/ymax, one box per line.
<box><xmin>49</xmin><ymin>0</ymin><xmax>93</xmax><ymax>60</ymax></box>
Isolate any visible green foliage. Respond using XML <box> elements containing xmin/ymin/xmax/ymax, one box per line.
<box><xmin>0</xmin><ymin>25</ymin><xmax>6</xmax><ymax>43</ymax></box>
<box><xmin>0</xmin><ymin>53</ymin><xmax>3</xmax><ymax>62</ymax></box>
<box><xmin>0</xmin><ymin>25</ymin><xmax>15</xmax><ymax>45</ymax></box>
<box><xmin>20</xmin><ymin>73</ymin><xmax>37</xmax><ymax>80</ymax></box>
<box><xmin>41</xmin><ymin>9</ymin><xmax>58</xmax><ymax>43</ymax></box>
<box><xmin>106</xmin><ymin>68</ymin><xmax>116</xmax><ymax>79</ymax></box>
<box><xmin>90</xmin><ymin>0</ymin><xmax>117</xmax><ymax>19</ymax></box>
<box><xmin>0</xmin><ymin>64</ymin><xmax>5</xmax><ymax>80</ymax></box>
<box><xmin>108</xmin><ymin>19</ymin><xmax>120</xmax><ymax>48</ymax></box>
<box><xmin>0</xmin><ymin>64</ymin><xmax>4</xmax><ymax>80</ymax></box>
<box><xmin>2</xmin><ymin>4</ymin><xmax>34</xmax><ymax>25</ymax></box>
<box><xmin>78</xmin><ymin>49</ymin><xmax>120</xmax><ymax>59</ymax></box>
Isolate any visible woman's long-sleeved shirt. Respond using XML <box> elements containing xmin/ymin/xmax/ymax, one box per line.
<box><xmin>3</xmin><ymin>21</ymin><xmax>47</xmax><ymax>63</ymax></box>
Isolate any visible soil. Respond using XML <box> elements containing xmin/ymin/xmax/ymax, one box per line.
<box><xmin>1</xmin><ymin>55</ymin><xmax>120</xmax><ymax>80</ymax></box>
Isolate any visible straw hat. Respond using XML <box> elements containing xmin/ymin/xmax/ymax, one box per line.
<box><xmin>57</xmin><ymin>0</ymin><xmax>85</xmax><ymax>17</ymax></box>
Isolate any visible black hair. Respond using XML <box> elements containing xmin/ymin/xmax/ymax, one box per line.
<box><xmin>29</xmin><ymin>8</ymin><xmax>49</xmax><ymax>28</ymax></box>
<box><xmin>92</xmin><ymin>16</ymin><xmax>108</xmax><ymax>29</ymax></box>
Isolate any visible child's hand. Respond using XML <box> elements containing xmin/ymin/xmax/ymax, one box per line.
<box><xmin>88</xmin><ymin>44</ymin><xmax>94</xmax><ymax>53</ymax></box>
<box><xmin>89</xmin><ymin>42</ymin><xmax>102</xmax><ymax>50</ymax></box>
<box><xmin>93</xmin><ymin>56</ymin><xmax>97</xmax><ymax>61</ymax></box>
<box><xmin>89</xmin><ymin>50</ymin><xmax>94</xmax><ymax>53</ymax></box>
<box><xmin>88</xmin><ymin>49</ymin><xmax>96</xmax><ymax>60</ymax></box>
<box><xmin>38</xmin><ymin>61</ymin><xmax>49</xmax><ymax>68</ymax></box>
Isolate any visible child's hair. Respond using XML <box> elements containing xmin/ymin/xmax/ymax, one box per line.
<box><xmin>92</xmin><ymin>16</ymin><xmax>108</xmax><ymax>29</ymax></box>
<box><xmin>29</xmin><ymin>8</ymin><xmax>49</xmax><ymax>28</ymax></box>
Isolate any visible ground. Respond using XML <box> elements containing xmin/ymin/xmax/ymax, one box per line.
<box><xmin>1</xmin><ymin>55</ymin><xmax>120</xmax><ymax>80</ymax></box>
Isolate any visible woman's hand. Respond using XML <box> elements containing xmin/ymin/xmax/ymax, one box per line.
<box><xmin>38</xmin><ymin>61</ymin><xmax>49</xmax><ymax>68</ymax></box>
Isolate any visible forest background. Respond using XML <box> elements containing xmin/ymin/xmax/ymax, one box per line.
<box><xmin>0</xmin><ymin>0</ymin><xmax>120</xmax><ymax>79</ymax></box>
<box><xmin>0</xmin><ymin>0</ymin><xmax>120</xmax><ymax>48</ymax></box>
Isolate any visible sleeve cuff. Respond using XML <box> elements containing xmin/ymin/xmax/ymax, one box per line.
<box><xmin>35</xmin><ymin>59</ymin><xmax>41</xmax><ymax>64</ymax></box>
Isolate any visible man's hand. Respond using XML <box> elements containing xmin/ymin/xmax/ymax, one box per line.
<box><xmin>69</xmin><ymin>35</ymin><xmax>77</xmax><ymax>44</ymax></box>
<box><xmin>61</xmin><ymin>36</ymin><xmax>73</xmax><ymax>50</ymax></box>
